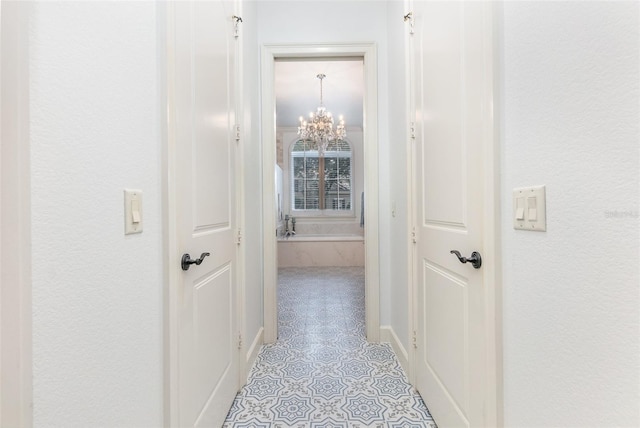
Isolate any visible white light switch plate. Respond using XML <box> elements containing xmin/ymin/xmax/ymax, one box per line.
<box><xmin>124</xmin><ymin>189</ymin><xmax>143</xmax><ymax>235</ymax></box>
<box><xmin>513</xmin><ymin>185</ymin><xmax>546</xmax><ymax>231</ymax></box>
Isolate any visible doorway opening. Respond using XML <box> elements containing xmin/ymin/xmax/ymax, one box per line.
<box><xmin>261</xmin><ymin>43</ymin><xmax>380</xmax><ymax>344</ymax></box>
<box><xmin>274</xmin><ymin>57</ymin><xmax>366</xmax><ymax>343</ymax></box>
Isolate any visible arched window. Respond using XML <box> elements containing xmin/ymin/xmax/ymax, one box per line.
<box><xmin>291</xmin><ymin>139</ymin><xmax>352</xmax><ymax>211</ymax></box>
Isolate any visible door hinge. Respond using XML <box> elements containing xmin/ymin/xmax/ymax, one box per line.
<box><xmin>404</xmin><ymin>12</ymin><xmax>414</xmax><ymax>35</ymax></box>
<box><xmin>409</xmin><ymin>122</ymin><xmax>416</xmax><ymax>140</ymax></box>
<box><xmin>412</xmin><ymin>330</ymin><xmax>417</xmax><ymax>349</ymax></box>
<box><xmin>411</xmin><ymin>227</ymin><xmax>417</xmax><ymax>244</ymax></box>
<box><xmin>232</xmin><ymin>15</ymin><xmax>242</xmax><ymax>39</ymax></box>
<box><xmin>235</xmin><ymin>124</ymin><xmax>241</xmax><ymax>142</ymax></box>
<box><xmin>238</xmin><ymin>333</ymin><xmax>243</xmax><ymax>350</ymax></box>
<box><xmin>236</xmin><ymin>228</ymin><xmax>242</xmax><ymax>245</ymax></box>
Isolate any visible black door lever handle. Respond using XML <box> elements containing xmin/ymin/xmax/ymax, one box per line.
<box><xmin>450</xmin><ymin>250</ymin><xmax>482</xmax><ymax>269</ymax></box>
<box><xmin>181</xmin><ymin>252</ymin><xmax>211</xmax><ymax>271</ymax></box>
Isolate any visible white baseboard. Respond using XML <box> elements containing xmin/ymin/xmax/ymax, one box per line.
<box><xmin>244</xmin><ymin>327</ymin><xmax>263</xmax><ymax>379</ymax></box>
<box><xmin>380</xmin><ymin>325</ymin><xmax>409</xmax><ymax>376</ymax></box>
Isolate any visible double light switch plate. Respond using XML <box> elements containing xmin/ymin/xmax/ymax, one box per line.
<box><xmin>513</xmin><ymin>185</ymin><xmax>546</xmax><ymax>231</ymax></box>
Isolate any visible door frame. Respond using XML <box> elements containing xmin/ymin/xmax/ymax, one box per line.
<box><xmin>261</xmin><ymin>43</ymin><xmax>380</xmax><ymax>343</ymax></box>
<box><xmin>407</xmin><ymin>2</ymin><xmax>503</xmax><ymax>426</ymax></box>
<box><xmin>1</xmin><ymin>2</ymin><xmax>32</xmax><ymax>426</ymax></box>
<box><xmin>161</xmin><ymin>3</ymin><xmax>179</xmax><ymax>425</ymax></box>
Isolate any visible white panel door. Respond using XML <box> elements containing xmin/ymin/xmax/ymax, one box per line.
<box><xmin>412</xmin><ymin>2</ymin><xmax>494</xmax><ymax>427</ymax></box>
<box><xmin>173</xmin><ymin>1</ymin><xmax>238</xmax><ymax>426</ymax></box>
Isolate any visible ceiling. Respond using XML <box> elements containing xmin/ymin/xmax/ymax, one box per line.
<box><xmin>275</xmin><ymin>58</ymin><xmax>364</xmax><ymax>129</ymax></box>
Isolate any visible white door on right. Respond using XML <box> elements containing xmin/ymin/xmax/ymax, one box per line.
<box><xmin>411</xmin><ymin>2</ymin><xmax>496</xmax><ymax>427</ymax></box>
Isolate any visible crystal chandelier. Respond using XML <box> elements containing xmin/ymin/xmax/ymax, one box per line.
<box><xmin>297</xmin><ymin>73</ymin><xmax>346</xmax><ymax>156</ymax></box>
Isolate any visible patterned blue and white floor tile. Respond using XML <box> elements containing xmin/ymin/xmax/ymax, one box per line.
<box><xmin>224</xmin><ymin>267</ymin><xmax>437</xmax><ymax>428</ymax></box>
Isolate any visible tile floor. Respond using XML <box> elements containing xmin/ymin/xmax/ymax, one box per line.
<box><xmin>224</xmin><ymin>267</ymin><xmax>437</xmax><ymax>428</ymax></box>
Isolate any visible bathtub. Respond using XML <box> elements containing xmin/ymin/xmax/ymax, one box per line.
<box><xmin>277</xmin><ymin>233</ymin><xmax>365</xmax><ymax>267</ymax></box>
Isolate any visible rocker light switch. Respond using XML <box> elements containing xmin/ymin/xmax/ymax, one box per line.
<box><xmin>515</xmin><ymin>197</ymin><xmax>525</xmax><ymax>220</ymax></box>
<box><xmin>132</xmin><ymin>198</ymin><xmax>141</xmax><ymax>223</ymax></box>
<box><xmin>527</xmin><ymin>196</ymin><xmax>537</xmax><ymax>221</ymax></box>
<box><xmin>124</xmin><ymin>189</ymin><xmax>143</xmax><ymax>235</ymax></box>
<box><xmin>513</xmin><ymin>186</ymin><xmax>546</xmax><ymax>231</ymax></box>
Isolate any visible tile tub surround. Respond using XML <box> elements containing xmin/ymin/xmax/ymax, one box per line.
<box><xmin>277</xmin><ymin>220</ymin><xmax>363</xmax><ymax>238</ymax></box>
<box><xmin>278</xmin><ymin>236</ymin><xmax>365</xmax><ymax>267</ymax></box>
<box><xmin>224</xmin><ymin>267</ymin><xmax>437</xmax><ymax>427</ymax></box>
<box><xmin>293</xmin><ymin>222</ymin><xmax>363</xmax><ymax>236</ymax></box>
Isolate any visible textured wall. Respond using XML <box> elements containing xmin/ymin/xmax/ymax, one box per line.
<box><xmin>30</xmin><ymin>2</ymin><xmax>163</xmax><ymax>426</ymax></box>
<box><xmin>502</xmin><ymin>2</ymin><xmax>639</xmax><ymax>426</ymax></box>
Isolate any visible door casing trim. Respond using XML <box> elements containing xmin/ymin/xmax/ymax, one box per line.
<box><xmin>1</xmin><ymin>3</ymin><xmax>33</xmax><ymax>426</ymax></box>
<box><xmin>261</xmin><ymin>43</ymin><xmax>380</xmax><ymax>343</ymax></box>
<box><xmin>161</xmin><ymin>2</ymin><xmax>179</xmax><ymax>426</ymax></box>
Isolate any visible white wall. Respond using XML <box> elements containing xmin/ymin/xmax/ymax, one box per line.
<box><xmin>501</xmin><ymin>2</ymin><xmax>639</xmax><ymax>426</ymax></box>
<box><xmin>29</xmin><ymin>2</ymin><xmax>163</xmax><ymax>426</ymax></box>
<box><xmin>256</xmin><ymin>0</ymin><xmax>395</xmax><ymax>332</ymax></box>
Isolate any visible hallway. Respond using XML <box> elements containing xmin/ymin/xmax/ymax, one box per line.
<box><xmin>4</xmin><ymin>2</ymin><xmax>638</xmax><ymax>426</ymax></box>
<box><xmin>224</xmin><ymin>267</ymin><xmax>437</xmax><ymax>427</ymax></box>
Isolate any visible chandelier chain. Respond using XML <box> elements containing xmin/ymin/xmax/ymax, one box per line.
<box><xmin>317</xmin><ymin>73</ymin><xmax>325</xmax><ymax>106</ymax></box>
